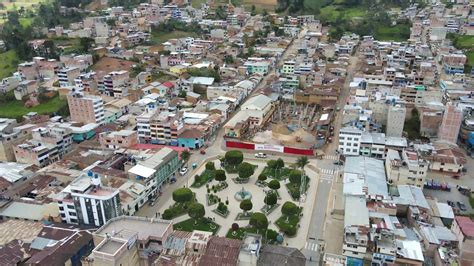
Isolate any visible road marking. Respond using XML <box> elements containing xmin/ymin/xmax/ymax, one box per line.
<box><xmin>304</xmin><ymin>241</ymin><xmax>319</xmax><ymax>251</ymax></box>
<box><xmin>323</xmin><ymin>155</ymin><xmax>339</xmax><ymax>160</ymax></box>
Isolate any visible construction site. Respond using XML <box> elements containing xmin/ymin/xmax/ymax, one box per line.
<box><xmin>253</xmin><ymin>100</ymin><xmax>332</xmax><ymax>149</ymax></box>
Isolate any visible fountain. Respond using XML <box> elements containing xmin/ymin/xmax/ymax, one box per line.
<box><xmin>234</xmin><ymin>187</ymin><xmax>252</xmax><ymax>201</ymax></box>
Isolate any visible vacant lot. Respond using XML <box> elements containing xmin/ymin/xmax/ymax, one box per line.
<box><xmin>453</xmin><ymin>35</ymin><xmax>474</xmax><ymax>50</ymax></box>
<box><xmin>0</xmin><ymin>93</ymin><xmax>67</xmax><ymax>119</ymax></box>
<box><xmin>0</xmin><ymin>50</ymin><xmax>19</xmax><ymax>80</ymax></box>
<box><xmin>151</xmin><ymin>31</ymin><xmax>199</xmax><ymax>45</ymax></box>
<box><xmin>91</xmin><ymin>57</ymin><xmax>136</xmax><ymax>77</ymax></box>
<box><xmin>243</xmin><ymin>0</ymin><xmax>277</xmax><ymax>11</ymax></box>
<box><xmin>320</xmin><ymin>5</ymin><xmax>365</xmax><ymax>21</ymax></box>
<box><xmin>375</xmin><ymin>23</ymin><xmax>410</xmax><ymax>42</ymax></box>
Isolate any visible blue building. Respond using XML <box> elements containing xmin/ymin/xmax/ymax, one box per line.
<box><xmin>444</xmin><ymin>63</ymin><xmax>465</xmax><ymax>74</ymax></box>
<box><xmin>71</xmin><ymin>123</ymin><xmax>98</xmax><ymax>143</ymax></box>
<box><xmin>178</xmin><ymin>129</ymin><xmax>204</xmax><ymax>150</ymax></box>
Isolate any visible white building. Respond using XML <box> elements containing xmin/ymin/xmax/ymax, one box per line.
<box><xmin>338</xmin><ymin>127</ymin><xmax>362</xmax><ymax>156</ymax></box>
<box><xmin>386</xmin><ymin>104</ymin><xmax>406</xmax><ymax>138</ymax></box>
<box><xmin>385</xmin><ymin>149</ymin><xmax>428</xmax><ymax>188</ymax></box>
<box><xmin>56</xmin><ymin>172</ymin><xmax>122</xmax><ymax>226</ymax></box>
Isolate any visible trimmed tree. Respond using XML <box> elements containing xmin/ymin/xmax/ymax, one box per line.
<box><xmin>188</xmin><ymin>203</ymin><xmax>205</xmax><ymax>224</ymax></box>
<box><xmin>232</xmin><ymin>223</ymin><xmax>239</xmax><ymax>231</ymax></box>
<box><xmin>264</xmin><ymin>192</ymin><xmax>278</xmax><ymax>206</ymax></box>
<box><xmin>249</xmin><ymin>212</ymin><xmax>268</xmax><ymax>233</ymax></box>
<box><xmin>258</xmin><ymin>173</ymin><xmax>267</xmax><ymax>182</ymax></box>
<box><xmin>238</xmin><ymin>162</ymin><xmax>255</xmax><ymax>179</ymax></box>
<box><xmin>268</xmin><ymin>179</ymin><xmax>280</xmax><ymax>190</ymax></box>
<box><xmin>289</xmin><ymin>169</ymin><xmax>302</xmax><ymax>184</ymax></box>
<box><xmin>281</xmin><ymin>201</ymin><xmax>299</xmax><ymax>216</ymax></box>
<box><xmin>181</xmin><ymin>150</ymin><xmax>190</xmax><ymax>162</ymax></box>
<box><xmin>225</xmin><ymin>150</ymin><xmax>243</xmax><ymax>166</ymax></box>
<box><xmin>266</xmin><ymin>159</ymin><xmax>277</xmax><ymax>169</ymax></box>
<box><xmin>215</xmin><ymin>169</ymin><xmax>226</xmax><ymax>183</ymax></box>
<box><xmin>240</xmin><ymin>199</ymin><xmax>253</xmax><ymax>214</ymax></box>
<box><xmin>172</xmin><ymin>188</ymin><xmax>193</xmax><ymax>203</ymax></box>
<box><xmin>275</xmin><ymin>158</ymin><xmax>284</xmax><ymax>169</ymax></box>
<box><xmin>206</xmin><ymin>161</ymin><xmax>216</xmax><ymax>171</ymax></box>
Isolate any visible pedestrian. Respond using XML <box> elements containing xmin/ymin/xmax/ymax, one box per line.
<box><xmin>310</xmin><ymin>257</ymin><xmax>312</xmax><ymax>261</ymax></box>
<box><xmin>156</xmin><ymin>212</ymin><xmax>158</xmax><ymax>218</ymax></box>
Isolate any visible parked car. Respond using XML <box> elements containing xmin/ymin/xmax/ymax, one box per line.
<box><xmin>457</xmin><ymin>201</ymin><xmax>467</xmax><ymax>211</ymax></box>
<box><xmin>179</xmin><ymin>167</ymin><xmax>188</xmax><ymax>176</ymax></box>
<box><xmin>447</xmin><ymin>200</ymin><xmax>455</xmax><ymax>207</ymax></box>
<box><xmin>255</xmin><ymin>153</ymin><xmax>267</xmax><ymax>158</ymax></box>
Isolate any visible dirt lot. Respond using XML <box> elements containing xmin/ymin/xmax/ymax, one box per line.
<box><xmin>91</xmin><ymin>57</ymin><xmax>136</xmax><ymax>78</ymax></box>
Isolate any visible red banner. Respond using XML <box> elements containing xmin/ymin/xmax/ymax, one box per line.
<box><xmin>225</xmin><ymin>140</ymin><xmax>314</xmax><ymax>156</ymax></box>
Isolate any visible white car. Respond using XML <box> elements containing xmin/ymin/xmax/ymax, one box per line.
<box><xmin>179</xmin><ymin>167</ymin><xmax>188</xmax><ymax>176</ymax></box>
<box><xmin>255</xmin><ymin>153</ymin><xmax>267</xmax><ymax>158</ymax></box>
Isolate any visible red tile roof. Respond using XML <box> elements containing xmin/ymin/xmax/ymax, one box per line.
<box><xmin>456</xmin><ymin>216</ymin><xmax>474</xmax><ymax>237</ymax></box>
<box><xmin>162</xmin><ymin>81</ymin><xmax>175</xmax><ymax>88</ymax></box>
<box><xmin>198</xmin><ymin>237</ymin><xmax>241</xmax><ymax>266</ymax></box>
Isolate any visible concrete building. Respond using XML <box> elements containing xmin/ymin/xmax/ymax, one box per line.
<box><xmin>99</xmin><ymin>130</ymin><xmax>138</xmax><ymax>149</ymax></box>
<box><xmin>243</xmin><ymin>60</ymin><xmax>271</xmax><ymax>75</ymax></box>
<box><xmin>13</xmin><ymin>140</ymin><xmax>59</xmax><ymax>167</ymax></box>
<box><xmin>342</xmin><ymin>195</ymin><xmax>369</xmax><ymax>260</ymax></box>
<box><xmin>0</xmin><ymin>119</ymin><xmax>33</xmax><ymax>162</ymax></box>
<box><xmin>87</xmin><ymin>216</ymin><xmax>173</xmax><ymax>266</ymax></box>
<box><xmin>338</xmin><ymin>127</ymin><xmax>362</xmax><ymax>156</ymax></box>
<box><xmin>31</xmin><ymin>126</ymin><xmax>73</xmax><ymax>157</ymax></box>
<box><xmin>386</xmin><ymin>104</ymin><xmax>406</xmax><ymax>138</ymax></box>
<box><xmin>359</xmin><ymin>132</ymin><xmax>385</xmax><ymax>158</ymax></box>
<box><xmin>439</xmin><ymin>102</ymin><xmax>463</xmax><ymax>144</ymax></box>
<box><xmin>136</xmin><ymin>110</ymin><xmax>154</xmax><ymax>143</ymax></box>
<box><xmin>150</xmin><ymin>111</ymin><xmax>184</xmax><ymax>146</ymax></box>
<box><xmin>67</xmin><ymin>93</ymin><xmax>105</xmax><ymax>125</ymax></box>
<box><xmin>451</xmin><ymin>216</ymin><xmax>474</xmax><ymax>265</ymax></box>
<box><xmin>385</xmin><ymin>149</ymin><xmax>428</xmax><ymax>188</ymax></box>
<box><xmin>58</xmin><ymin>67</ymin><xmax>81</xmax><ymax>87</ymax></box>
<box><xmin>127</xmin><ymin>147</ymin><xmax>180</xmax><ymax>201</ymax></box>
<box><xmin>101</xmin><ymin>70</ymin><xmax>129</xmax><ymax>98</ymax></box>
<box><xmin>55</xmin><ymin>172</ymin><xmax>122</xmax><ymax>226</ymax></box>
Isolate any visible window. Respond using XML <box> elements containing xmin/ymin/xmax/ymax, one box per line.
<box><xmin>353</xmin><ymin>149</ymin><xmax>357</xmax><ymax>152</ymax></box>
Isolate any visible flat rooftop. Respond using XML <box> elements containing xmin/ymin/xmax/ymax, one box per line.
<box><xmin>96</xmin><ymin>238</ymin><xmax>126</xmax><ymax>255</ymax></box>
<box><xmin>95</xmin><ymin>216</ymin><xmax>172</xmax><ymax>241</ymax></box>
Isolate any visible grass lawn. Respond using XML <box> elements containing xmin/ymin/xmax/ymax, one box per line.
<box><xmin>226</xmin><ymin>227</ymin><xmax>278</xmax><ymax>241</ymax></box>
<box><xmin>162</xmin><ymin>199</ymin><xmax>196</xmax><ymax>220</ymax></box>
<box><xmin>375</xmin><ymin>23</ymin><xmax>410</xmax><ymax>42</ymax></box>
<box><xmin>452</xmin><ymin>35</ymin><xmax>474</xmax><ymax>50</ymax></box>
<box><xmin>261</xmin><ymin>167</ymin><xmax>292</xmax><ymax>180</ymax></box>
<box><xmin>319</xmin><ymin>5</ymin><xmax>365</xmax><ymax>21</ymax></box>
<box><xmin>150</xmin><ymin>31</ymin><xmax>199</xmax><ymax>45</ymax></box>
<box><xmin>0</xmin><ymin>50</ymin><xmax>19</xmax><ymax>80</ymax></box>
<box><xmin>191</xmin><ymin>0</ymin><xmax>208</xmax><ymax>8</ymax></box>
<box><xmin>276</xmin><ymin>214</ymin><xmax>300</xmax><ymax>236</ymax></box>
<box><xmin>19</xmin><ymin>17</ymin><xmax>34</xmax><ymax>27</ymax></box>
<box><xmin>0</xmin><ymin>93</ymin><xmax>67</xmax><ymax>119</ymax></box>
<box><xmin>192</xmin><ymin>169</ymin><xmax>215</xmax><ymax>188</ymax></box>
<box><xmin>286</xmin><ymin>180</ymin><xmax>309</xmax><ymax>201</ymax></box>
<box><xmin>465</xmin><ymin>50</ymin><xmax>474</xmax><ymax>74</ymax></box>
<box><xmin>173</xmin><ymin>218</ymin><xmax>220</xmax><ymax>235</ymax></box>
<box><xmin>151</xmin><ymin>71</ymin><xmax>176</xmax><ymax>82</ymax></box>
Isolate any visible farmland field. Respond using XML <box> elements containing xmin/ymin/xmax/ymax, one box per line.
<box><xmin>0</xmin><ymin>50</ymin><xmax>19</xmax><ymax>80</ymax></box>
